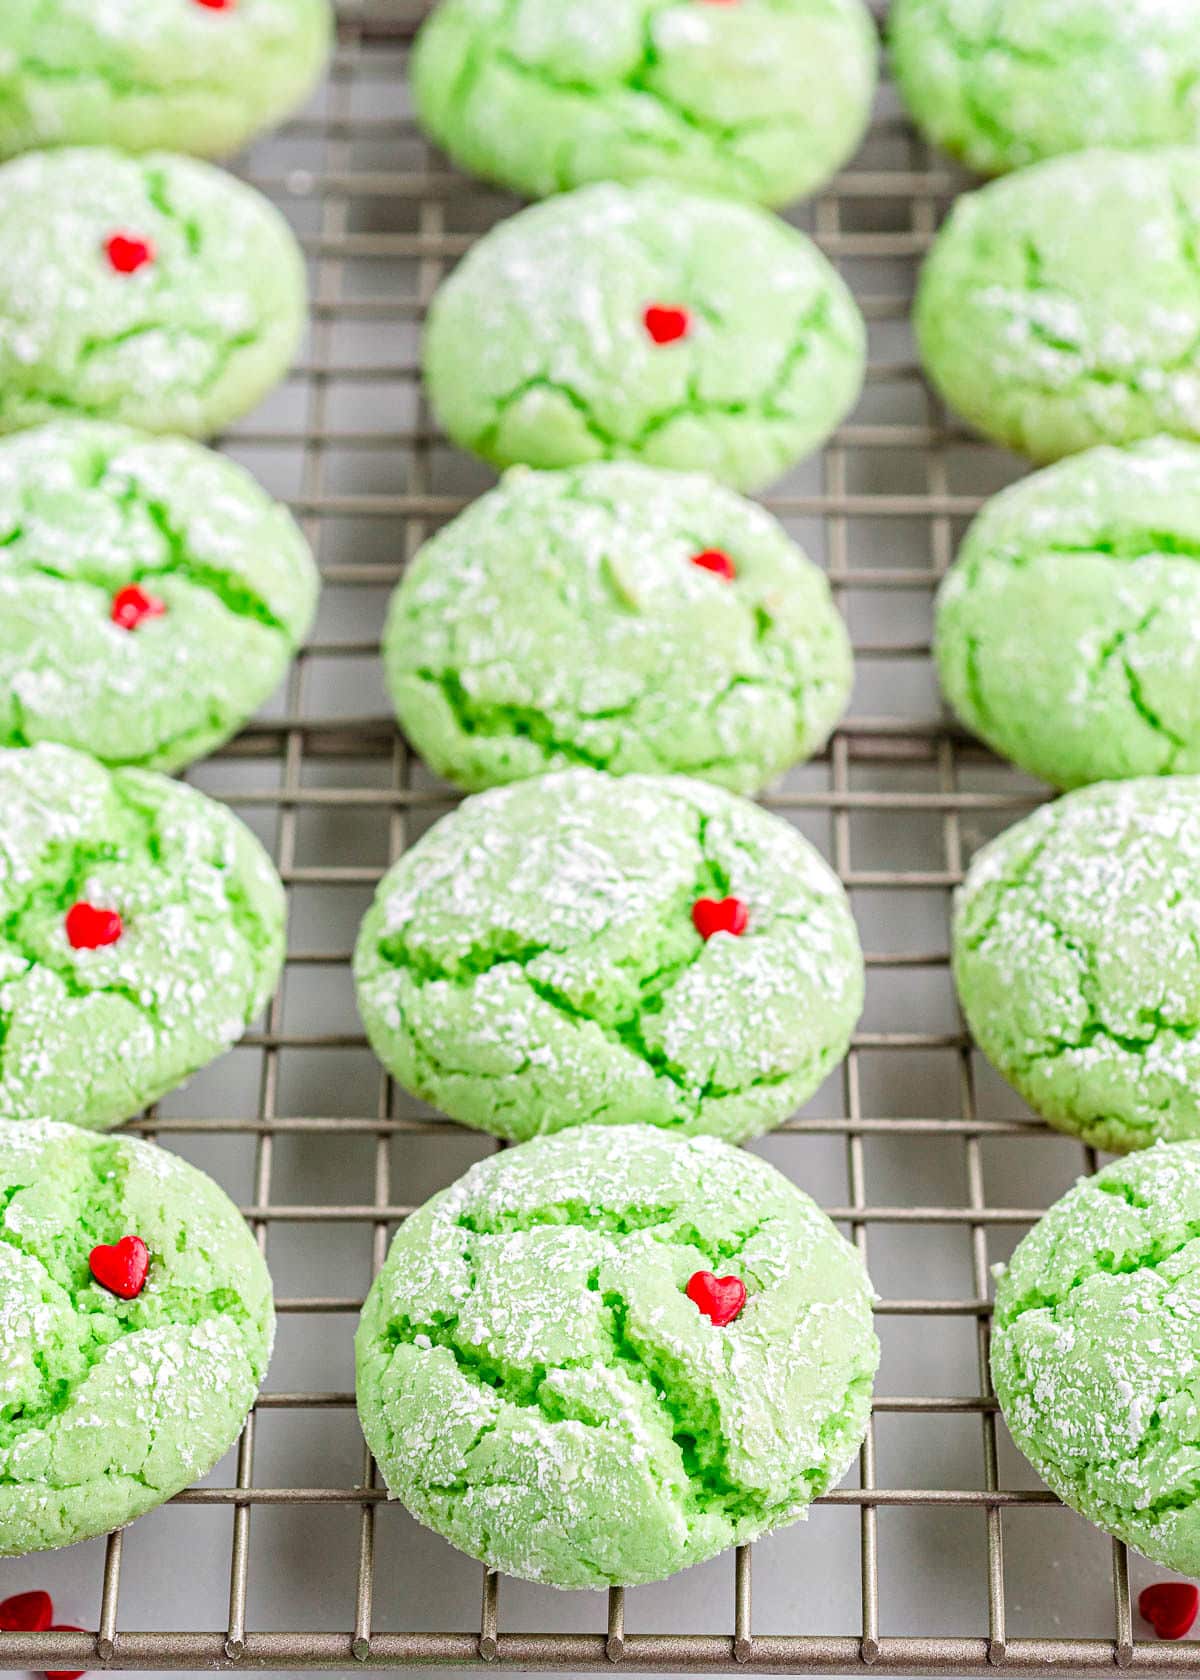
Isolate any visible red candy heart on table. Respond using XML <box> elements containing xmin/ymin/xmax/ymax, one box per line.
<box><xmin>1139</xmin><ymin>1582</ymin><xmax>1199</xmax><ymax>1640</ymax></box>
<box><xmin>111</xmin><ymin>584</ymin><xmax>166</xmax><ymax>630</ymax></box>
<box><xmin>692</xmin><ymin>896</ymin><xmax>749</xmax><ymax>941</ymax></box>
<box><xmin>46</xmin><ymin>1624</ymin><xmax>88</xmax><ymax>1680</ymax></box>
<box><xmin>687</xmin><ymin>1271</ymin><xmax>746</xmax><ymax>1327</ymax></box>
<box><xmin>64</xmin><ymin>903</ymin><xmax>123</xmax><ymax>950</ymax></box>
<box><xmin>104</xmin><ymin>235</ymin><xmax>155</xmax><ymax>275</ymax></box>
<box><xmin>0</xmin><ymin>1591</ymin><xmax>53</xmax><ymax>1632</ymax></box>
<box><xmin>89</xmin><ymin>1235</ymin><xmax>149</xmax><ymax>1300</ymax></box>
<box><xmin>690</xmin><ymin>549</ymin><xmax>736</xmax><ymax>582</ymax></box>
<box><xmin>643</xmin><ymin>304</ymin><xmax>691</xmax><ymax>345</ymax></box>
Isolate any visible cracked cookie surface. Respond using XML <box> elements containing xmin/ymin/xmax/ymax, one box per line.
<box><xmin>354</xmin><ymin>769</ymin><xmax>863</xmax><ymax>1143</ymax></box>
<box><xmin>0</xmin><ymin>742</ymin><xmax>286</xmax><ymax>1132</ymax></box>
<box><xmin>0</xmin><ymin>420</ymin><xmax>318</xmax><ymax>772</ymax></box>
<box><xmin>0</xmin><ymin>1117</ymin><xmax>274</xmax><ymax>1556</ymax></box>
<box><xmin>412</xmin><ymin>0</ymin><xmax>877</xmax><ymax>208</ymax></box>
<box><xmin>992</xmin><ymin>1142</ymin><xmax>1200</xmax><ymax>1575</ymax></box>
<box><xmin>954</xmin><ymin>777</ymin><xmax>1200</xmax><ymax>1152</ymax></box>
<box><xmin>356</xmin><ymin>1124</ymin><xmax>878</xmax><ymax>1587</ymax></box>
<box><xmin>0</xmin><ymin>146</ymin><xmax>307</xmax><ymax>438</ymax></box>
<box><xmin>936</xmin><ymin>439</ymin><xmax>1200</xmax><ymax>789</ymax></box>
<box><xmin>423</xmin><ymin>181</ymin><xmax>866</xmax><ymax>492</ymax></box>
<box><xmin>916</xmin><ymin>147</ymin><xmax>1200</xmax><ymax>463</ymax></box>
<box><xmin>0</xmin><ymin>0</ymin><xmax>333</xmax><ymax>160</ymax></box>
<box><xmin>385</xmin><ymin>462</ymin><xmax>852</xmax><ymax>796</ymax></box>
<box><xmin>890</xmin><ymin>0</ymin><xmax>1200</xmax><ymax>177</ymax></box>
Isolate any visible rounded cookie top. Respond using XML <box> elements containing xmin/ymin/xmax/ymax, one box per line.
<box><xmin>356</xmin><ymin>1124</ymin><xmax>878</xmax><ymax>1587</ymax></box>
<box><xmin>0</xmin><ymin>420</ymin><xmax>318</xmax><ymax>772</ymax></box>
<box><xmin>890</xmin><ymin>0</ymin><xmax>1200</xmax><ymax>177</ymax></box>
<box><xmin>386</xmin><ymin>462</ymin><xmax>852</xmax><ymax>796</ymax></box>
<box><xmin>992</xmin><ymin>1142</ymin><xmax>1200</xmax><ymax>1577</ymax></box>
<box><xmin>423</xmin><ymin>182</ymin><xmax>866</xmax><ymax>492</ymax></box>
<box><xmin>413</xmin><ymin>0</ymin><xmax>877</xmax><ymax>208</ymax></box>
<box><xmin>0</xmin><ymin>146</ymin><xmax>307</xmax><ymax>438</ymax></box>
<box><xmin>0</xmin><ymin>0</ymin><xmax>334</xmax><ymax>160</ymax></box>
<box><xmin>354</xmin><ymin>768</ymin><xmax>864</xmax><ymax>1144</ymax></box>
<box><xmin>0</xmin><ymin>1117</ymin><xmax>274</xmax><ymax>1556</ymax></box>
<box><xmin>916</xmin><ymin>147</ymin><xmax>1200</xmax><ymax>463</ymax></box>
<box><xmin>0</xmin><ymin>743</ymin><xmax>286</xmax><ymax>1132</ymax></box>
<box><xmin>954</xmin><ymin>777</ymin><xmax>1200</xmax><ymax>1153</ymax></box>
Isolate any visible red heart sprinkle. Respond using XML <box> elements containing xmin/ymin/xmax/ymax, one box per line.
<box><xmin>0</xmin><ymin>1591</ymin><xmax>53</xmax><ymax>1633</ymax></box>
<box><xmin>643</xmin><ymin>304</ymin><xmax>691</xmax><ymax>345</ymax></box>
<box><xmin>45</xmin><ymin>1625</ymin><xmax>88</xmax><ymax>1680</ymax></box>
<box><xmin>690</xmin><ymin>548</ymin><xmax>736</xmax><ymax>582</ymax></box>
<box><xmin>194</xmin><ymin>0</ymin><xmax>236</xmax><ymax>7</ymax></box>
<box><xmin>64</xmin><ymin>903</ymin><xmax>123</xmax><ymax>950</ymax></box>
<box><xmin>111</xmin><ymin>584</ymin><xmax>166</xmax><ymax>630</ymax></box>
<box><xmin>89</xmin><ymin>1236</ymin><xmax>149</xmax><ymax>1301</ymax></box>
<box><xmin>1139</xmin><ymin>1582</ymin><xmax>1199</xmax><ymax>1640</ymax></box>
<box><xmin>104</xmin><ymin>235</ymin><xmax>155</xmax><ymax>275</ymax></box>
<box><xmin>687</xmin><ymin>1271</ymin><xmax>746</xmax><ymax>1327</ymax></box>
<box><xmin>692</xmin><ymin>896</ymin><xmax>749</xmax><ymax>940</ymax></box>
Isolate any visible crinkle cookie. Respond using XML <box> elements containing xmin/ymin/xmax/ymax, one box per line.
<box><xmin>354</xmin><ymin>769</ymin><xmax>864</xmax><ymax>1143</ymax></box>
<box><xmin>0</xmin><ymin>1118</ymin><xmax>274</xmax><ymax>1556</ymax></box>
<box><xmin>916</xmin><ymin>147</ymin><xmax>1200</xmax><ymax>463</ymax></box>
<box><xmin>0</xmin><ymin>146</ymin><xmax>307</xmax><ymax>438</ymax></box>
<box><xmin>356</xmin><ymin>1124</ymin><xmax>878</xmax><ymax>1588</ymax></box>
<box><xmin>992</xmin><ymin>1142</ymin><xmax>1200</xmax><ymax>1577</ymax></box>
<box><xmin>0</xmin><ymin>0</ymin><xmax>334</xmax><ymax>161</ymax></box>
<box><xmin>413</xmin><ymin>0</ymin><xmax>878</xmax><ymax>208</ymax></box>
<box><xmin>954</xmin><ymin>777</ymin><xmax>1200</xmax><ymax>1153</ymax></box>
<box><xmin>423</xmin><ymin>182</ymin><xmax>866</xmax><ymax>492</ymax></box>
<box><xmin>0</xmin><ymin>743</ymin><xmax>286</xmax><ymax>1132</ymax></box>
<box><xmin>385</xmin><ymin>462</ymin><xmax>851</xmax><ymax>795</ymax></box>
<box><xmin>0</xmin><ymin>420</ymin><xmax>317</xmax><ymax>772</ymax></box>
<box><xmin>937</xmin><ymin>439</ymin><xmax>1200</xmax><ymax>789</ymax></box>
<box><xmin>890</xmin><ymin>0</ymin><xmax>1200</xmax><ymax>177</ymax></box>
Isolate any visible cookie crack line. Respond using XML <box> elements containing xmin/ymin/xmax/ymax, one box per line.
<box><xmin>998</xmin><ymin>1218</ymin><xmax>1200</xmax><ymax>1325</ymax></box>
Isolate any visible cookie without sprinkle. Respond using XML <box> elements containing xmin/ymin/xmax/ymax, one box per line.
<box><xmin>891</xmin><ymin>0</ymin><xmax>1200</xmax><ymax>176</ymax></box>
<box><xmin>0</xmin><ymin>0</ymin><xmax>333</xmax><ymax>160</ymax></box>
<box><xmin>354</xmin><ymin>769</ymin><xmax>863</xmax><ymax>1143</ymax></box>
<box><xmin>0</xmin><ymin>147</ymin><xmax>306</xmax><ymax>438</ymax></box>
<box><xmin>0</xmin><ymin>743</ymin><xmax>286</xmax><ymax>1132</ymax></box>
<box><xmin>413</xmin><ymin>0</ymin><xmax>877</xmax><ymax>208</ymax></box>
<box><xmin>937</xmin><ymin>439</ymin><xmax>1200</xmax><ymax>788</ymax></box>
<box><xmin>916</xmin><ymin>147</ymin><xmax>1200</xmax><ymax>462</ymax></box>
<box><xmin>386</xmin><ymin>463</ymin><xmax>851</xmax><ymax>795</ymax></box>
<box><xmin>992</xmin><ymin>1142</ymin><xmax>1200</xmax><ymax>1577</ymax></box>
<box><xmin>0</xmin><ymin>421</ymin><xmax>317</xmax><ymax>771</ymax></box>
<box><xmin>356</xmin><ymin>1124</ymin><xmax>878</xmax><ymax>1587</ymax></box>
<box><xmin>0</xmin><ymin>1118</ymin><xmax>274</xmax><ymax>1556</ymax></box>
<box><xmin>423</xmin><ymin>182</ymin><xmax>865</xmax><ymax>492</ymax></box>
<box><xmin>954</xmin><ymin>777</ymin><xmax>1200</xmax><ymax>1153</ymax></box>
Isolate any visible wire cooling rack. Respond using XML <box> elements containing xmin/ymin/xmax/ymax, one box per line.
<box><xmin>4</xmin><ymin>3</ymin><xmax>1199</xmax><ymax>1674</ymax></box>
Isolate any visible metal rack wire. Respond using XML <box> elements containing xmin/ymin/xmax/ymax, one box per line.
<box><xmin>4</xmin><ymin>2</ymin><xmax>1198</xmax><ymax>1672</ymax></box>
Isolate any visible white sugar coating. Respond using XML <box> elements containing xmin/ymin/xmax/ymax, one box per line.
<box><xmin>993</xmin><ymin>1141</ymin><xmax>1200</xmax><ymax>1575</ymax></box>
<box><xmin>354</xmin><ymin>769</ymin><xmax>864</xmax><ymax>1143</ymax></box>
<box><xmin>0</xmin><ymin>1117</ymin><xmax>274</xmax><ymax>1556</ymax></box>
<box><xmin>0</xmin><ymin>742</ymin><xmax>286</xmax><ymax>1131</ymax></box>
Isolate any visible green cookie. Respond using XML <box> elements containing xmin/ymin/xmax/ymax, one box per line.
<box><xmin>423</xmin><ymin>182</ymin><xmax>866</xmax><ymax>492</ymax></box>
<box><xmin>954</xmin><ymin>777</ymin><xmax>1200</xmax><ymax>1153</ymax></box>
<box><xmin>412</xmin><ymin>0</ymin><xmax>878</xmax><ymax>208</ymax></box>
<box><xmin>890</xmin><ymin>0</ymin><xmax>1200</xmax><ymax>177</ymax></box>
<box><xmin>937</xmin><ymin>439</ymin><xmax>1200</xmax><ymax>789</ymax></box>
<box><xmin>0</xmin><ymin>1117</ymin><xmax>274</xmax><ymax>1556</ymax></box>
<box><xmin>386</xmin><ymin>462</ymin><xmax>852</xmax><ymax>795</ymax></box>
<box><xmin>992</xmin><ymin>1142</ymin><xmax>1200</xmax><ymax>1577</ymax></box>
<box><xmin>0</xmin><ymin>0</ymin><xmax>334</xmax><ymax>160</ymax></box>
<box><xmin>0</xmin><ymin>146</ymin><xmax>307</xmax><ymax>438</ymax></box>
<box><xmin>356</xmin><ymin>1124</ymin><xmax>878</xmax><ymax>1588</ymax></box>
<box><xmin>354</xmin><ymin>769</ymin><xmax>864</xmax><ymax>1144</ymax></box>
<box><xmin>0</xmin><ymin>743</ymin><xmax>286</xmax><ymax>1132</ymax></box>
<box><xmin>0</xmin><ymin>420</ymin><xmax>318</xmax><ymax>772</ymax></box>
<box><xmin>916</xmin><ymin>147</ymin><xmax>1200</xmax><ymax>463</ymax></box>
